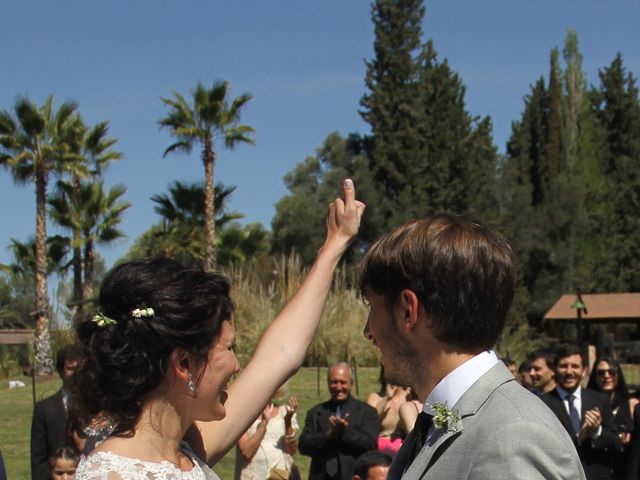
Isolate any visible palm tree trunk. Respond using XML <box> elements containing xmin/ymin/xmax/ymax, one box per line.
<box><xmin>83</xmin><ymin>238</ymin><xmax>95</xmax><ymax>304</ymax></box>
<box><xmin>34</xmin><ymin>165</ymin><xmax>53</xmax><ymax>375</ymax></box>
<box><xmin>203</xmin><ymin>134</ymin><xmax>216</xmax><ymax>272</ymax></box>
<box><xmin>72</xmin><ymin>233</ymin><xmax>84</xmax><ymax>324</ymax></box>
<box><xmin>72</xmin><ymin>175</ymin><xmax>84</xmax><ymax>324</ymax></box>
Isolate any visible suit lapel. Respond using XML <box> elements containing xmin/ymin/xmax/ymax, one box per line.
<box><xmin>393</xmin><ymin>362</ymin><xmax>514</xmax><ymax>479</ymax></box>
<box><xmin>403</xmin><ymin>418</ymin><xmax>463</xmax><ymax>478</ymax></box>
<box><xmin>548</xmin><ymin>389</ymin><xmax>578</xmax><ymax>437</ymax></box>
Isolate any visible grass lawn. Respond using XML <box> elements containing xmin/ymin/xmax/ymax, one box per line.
<box><xmin>0</xmin><ymin>366</ymin><xmax>379</xmax><ymax>479</ymax></box>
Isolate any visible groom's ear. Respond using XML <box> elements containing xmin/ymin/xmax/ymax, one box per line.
<box><xmin>397</xmin><ymin>289</ymin><xmax>421</xmax><ymax>331</ymax></box>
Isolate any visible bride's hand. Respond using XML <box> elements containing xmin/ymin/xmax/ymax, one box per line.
<box><xmin>321</xmin><ymin>178</ymin><xmax>365</xmax><ymax>256</ymax></box>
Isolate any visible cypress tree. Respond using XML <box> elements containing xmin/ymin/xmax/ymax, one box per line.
<box><xmin>592</xmin><ymin>54</ymin><xmax>640</xmax><ymax>290</ymax></box>
<box><xmin>360</xmin><ymin>0</ymin><xmax>425</xmax><ymax>231</ymax></box>
<box><xmin>547</xmin><ymin>48</ymin><xmax>563</xmax><ymax>179</ymax></box>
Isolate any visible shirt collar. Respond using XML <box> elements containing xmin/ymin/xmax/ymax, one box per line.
<box><xmin>423</xmin><ymin>350</ymin><xmax>499</xmax><ymax>415</ymax></box>
<box><xmin>557</xmin><ymin>385</ymin><xmax>582</xmax><ymax>401</ymax></box>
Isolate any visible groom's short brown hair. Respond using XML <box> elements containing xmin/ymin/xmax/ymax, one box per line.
<box><xmin>359</xmin><ymin>214</ymin><xmax>515</xmax><ymax>351</ymax></box>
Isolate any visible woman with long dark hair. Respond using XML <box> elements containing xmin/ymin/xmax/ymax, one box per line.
<box><xmin>72</xmin><ymin>180</ymin><xmax>364</xmax><ymax>479</ymax></box>
<box><xmin>587</xmin><ymin>356</ymin><xmax>638</xmax><ymax>479</ymax></box>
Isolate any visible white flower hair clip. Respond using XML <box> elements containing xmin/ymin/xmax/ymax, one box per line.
<box><xmin>131</xmin><ymin>307</ymin><xmax>154</xmax><ymax>318</ymax></box>
<box><xmin>92</xmin><ymin>312</ymin><xmax>117</xmax><ymax>327</ymax></box>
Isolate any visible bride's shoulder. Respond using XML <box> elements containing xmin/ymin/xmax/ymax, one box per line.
<box><xmin>75</xmin><ymin>450</ymin><xmax>133</xmax><ymax>479</ymax></box>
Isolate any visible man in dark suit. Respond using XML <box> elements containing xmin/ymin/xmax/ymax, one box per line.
<box><xmin>541</xmin><ymin>343</ymin><xmax>621</xmax><ymax>480</ymax></box>
<box><xmin>30</xmin><ymin>345</ymin><xmax>82</xmax><ymax>480</ymax></box>
<box><xmin>299</xmin><ymin>362</ymin><xmax>378</xmax><ymax>480</ymax></box>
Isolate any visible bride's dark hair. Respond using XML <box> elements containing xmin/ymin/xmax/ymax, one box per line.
<box><xmin>73</xmin><ymin>257</ymin><xmax>234</xmax><ymax>436</ymax></box>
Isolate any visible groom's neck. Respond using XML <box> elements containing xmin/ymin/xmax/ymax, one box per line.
<box><xmin>414</xmin><ymin>343</ymin><xmax>479</xmax><ymax>402</ymax></box>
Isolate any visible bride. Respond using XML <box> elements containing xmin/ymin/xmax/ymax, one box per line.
<box><xmin>73</xmin><ymin>179</ymin><xmax>364</xmax><ymax>479</ymax></box>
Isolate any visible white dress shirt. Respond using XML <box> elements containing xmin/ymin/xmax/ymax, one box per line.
<box><xmin>556</xmin><ymin>384</ymin><xmax>602</xmax><ymax>438</ymax></box>
<box><xmin>421</xmin><ymin>350</ymin><xmax>499</xmax><ymax>439</ymax></box>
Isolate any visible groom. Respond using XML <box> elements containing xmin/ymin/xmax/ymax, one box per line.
<box><xmin>360</xmin><ymin>214</ymin><xmax>585</xmax><ymax>479</ymax></box>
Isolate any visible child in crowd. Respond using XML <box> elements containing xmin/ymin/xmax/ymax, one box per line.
<box><xmin>49</xmin><ymin>447</ymin><xmax>79</xmax><ymax>480</ymax></box>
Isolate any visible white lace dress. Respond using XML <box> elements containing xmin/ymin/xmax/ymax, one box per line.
<box><xmin>75</xmin><ymin>442</ymin><xmax>220</xmax><ymax>480</ymax></box>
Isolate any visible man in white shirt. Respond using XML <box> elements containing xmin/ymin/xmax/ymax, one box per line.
<box><xmin>360</xmin><ymin>214</ymin><xmax>585</xmax><ymax>480</ymax></box>
<box><xmin>541</xmin><ymin>343</ymin><xmax>620</xmax><ymax>480</ymax></box>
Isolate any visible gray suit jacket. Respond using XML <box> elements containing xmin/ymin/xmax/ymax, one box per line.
<box><xmin>389</xmin><ymin>362</ymin><xmax>586</xmax><ymax>480</ymax></box>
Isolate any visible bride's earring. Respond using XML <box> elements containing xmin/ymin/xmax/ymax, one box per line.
<box><xmin>188</xmin><ymin>371</ymin><xmax>197</xmax><ymax>395</ymax></box>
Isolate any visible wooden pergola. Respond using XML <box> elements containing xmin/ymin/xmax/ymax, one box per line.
<box><xmin>544</xmin><ymin>293</ymin><xmax>640</xmax><ymax>359</ymax></box>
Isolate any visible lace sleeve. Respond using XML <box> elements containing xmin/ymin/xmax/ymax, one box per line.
<box><xmin>75</xmin><ymin>453</ymin><xmax>128</xmax><ymax>479</ymax></box>
<box><xmin>76</xmin><ymin>447</ymin><xmax>219</xmax><ymax>480</ymax></box>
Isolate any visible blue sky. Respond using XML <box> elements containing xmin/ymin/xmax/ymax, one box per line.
<box><xmin>1</xmin><ymin>1</ymin><xmax>639</xmax><ymax>269</ymax></box>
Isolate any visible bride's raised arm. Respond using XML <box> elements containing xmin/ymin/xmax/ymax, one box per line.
<box><xmin>195</xmin><ymin>178</ymin><xmax>364</xmax><ymax>463</ymax></box>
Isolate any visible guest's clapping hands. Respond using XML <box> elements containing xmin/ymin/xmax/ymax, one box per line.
<box><xmin>285</xmin><ymin>397</ymin><xmax>298</xmax><ymax>423</ymax></box>
<box><xmin>328</xmin><ymin>413</ymin><xmax>350</xmax><ymax>438</ymax></box>
<box><xmin>578</xmin><ymin>407</ymin><xmax>602</xmax><ymax>444</ymax></box>
<box><xmin>261</xmin><ymin>403</ymin><xmax>274</xmax><ymax>422</ymax></box>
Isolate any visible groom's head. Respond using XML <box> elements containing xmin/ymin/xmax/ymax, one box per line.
<box><xmin>360</xmin><ymin>214</ymin><xmax>515</xmax><ymax>357</ymax></box>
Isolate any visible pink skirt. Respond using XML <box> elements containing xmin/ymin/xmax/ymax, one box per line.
<box><xmin>378</xmin><ymin>435</ymin><xmax>403</xmax><ymax>457</ymax></box>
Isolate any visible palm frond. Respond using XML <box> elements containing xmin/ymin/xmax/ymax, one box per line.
<box><xmin>15</xmin><ymin>96</ymin><xmax>45</xmax><ymax>137</ymax></box>
<box><xmin>163</xmin><ymin>140</ymin><xmax>193</xmax><ymax>157</ymax></box>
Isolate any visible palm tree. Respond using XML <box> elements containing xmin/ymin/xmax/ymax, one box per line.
<box><xmin>158</xmin><ymin>81</ymin><xmax>255</xmax><ymax>271</ymax></box>
<box><xmin>49</xmin><ymin>181</ymin><xmax>129</xmax><ymax>305</ymax></box>
<box><xmin>0</xmin><ymin>95</ymin><xmax>85</xmax><ymax>374</ymax></box>
<box><xmin>50</xmin><ymin>119</ymin><xmax>122</xmax><ymax>320</ymax></box>
<box><xmin>82</xmin><ymin>181</ymin><xmax>129</xmax><ymax>301</ymax></box>
<box><xmin>0</xmin><ymin>236</ymin><xmax>70</xmax><ymax>330</ymax></box>
<box><xmin>150</xmin><ymin>180</ymin><xmax>243</xmax><ymax>265</ymax></box>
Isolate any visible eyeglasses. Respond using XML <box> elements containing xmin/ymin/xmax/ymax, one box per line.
<box><xmin>596</xmin><ymin>368</ymin><xmax>618</xmax><ymax>377</ymax></box>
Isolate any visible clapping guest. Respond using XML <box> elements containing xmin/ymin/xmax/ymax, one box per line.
<box><xmin>541</xmin><ymin>344</ymin><xmax>620</xmax><ymax>480</ymax></box>
<box><xmin>397</xmin><ymin>389</ymin><xmax>422</xmax><ymax>437</ymax></box>
<box><xmin>366</xmin><ymin>368</ymin><xmax>409</xmax><ymax>457</ymax></box>
<box><xmin>235</xmin><ymin>385</ymin><xmax>300</xmax><ymax>480</ymax></box>
<box><xmin>588</xmin><ymin>357</ymin><xmax>638</xmax><ymax>440</ymax></box>
<box><xmin>588</xmin><ymin>356</ymin><xmax>637</xmax><ymax>479</ymax></box>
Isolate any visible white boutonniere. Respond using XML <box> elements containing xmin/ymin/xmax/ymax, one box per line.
<box><xmin>429</xmin><ymin>402</ymin><xmax>461</xmax><ymax>433</ymax></box>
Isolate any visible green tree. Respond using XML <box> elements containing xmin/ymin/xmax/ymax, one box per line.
<box><xmin>360</xmin><ymin>0</ymin><xmax>425</xmax><ymax>233</ymax></box>
<box><xmin>124</xmin><ymin>181</ymin><xmax>243</xmax><ymax>267</ymax></box>
<box><xmin>414</xmin><ymin>41</ymin><xmax>498</xmax><ymax>219</ymax></box>
<box><xmin>562</xmin><ymin>29</ymin><xmax>585</xmax><ymax>174</ymax></box>
<box><xmin>591</xmin><ymin>53</ymin><xmax>640</xmax><ymax>290</ymax></box>
<box><xmin>0</xmin><ymin>95</ymin><xmax>85</xmax><ymax>374</ymax></box>
<box><xmin>217</xmin><ymin>223</ymin><xmax>270</xmax><ymax>268</ymax></box>
<box><xmin>272</xmin><ymin>133</ymin><xmax>372</xmax><ymax>264</ymax></box>
<box><xmin>81</xmin><ymin>182</ymin><xmax>129</xmax><ymax>301</ymax></box>
<box><xmin>49</xmin><ymin>180</ymin><xmax>129</xmax><ymax>305</ymax></box>
<box><xmin>547</xmin><ymin>48</ymin><xmax>563</xmax><ymax>178</ymax></box>
<box><xmin>501</xmin><ymin>30</ymin><xmax>613</xmax><ymax>327</ymax></box>
<box><xmin>360</xmin><ymin>1</ymin><xmax>498</xmax><ymax>233</ymax></box>
<box><xmin>0</xmin><ymin>235</ymin><xmax>70</xmax><ymax>330</ymax></box>
<box><xmin>505</xmin><ymin>77</ymin><xmax>549</xmax><ymax>208</ymax></box>
<box><xmin>158</xmin><ymin>81</ymin><xmax>255</xmax><ymax>271</ymax></box>
<box><xmin>150</xmin><ymin>181</ymin><xmax>242</xmax><ymax>266</ymax></box>
<box><xmin>50</xmin><ymin>119</ymin><xmax>122</xmax><ymax>319</ymax></box>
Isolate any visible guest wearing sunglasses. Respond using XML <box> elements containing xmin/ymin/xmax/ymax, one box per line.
<box><xmin>587</xmin><ymin>356</ymin><xmax>637</xmax><ymax>479</ymax></box>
